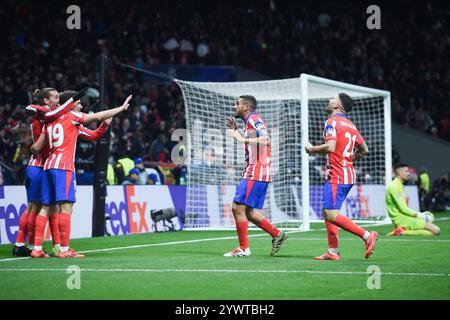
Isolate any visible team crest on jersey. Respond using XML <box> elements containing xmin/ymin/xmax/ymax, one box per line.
<box><xmin>254</xmin><ymin>119</ymin><xmax>265</xmax><ymax>129</ymax></box>
<box><xmin>325</xmin><ymin>124</ymin><xmax>336</xmax><ymax>136</ymax></box>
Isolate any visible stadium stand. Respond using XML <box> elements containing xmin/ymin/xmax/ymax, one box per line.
<box><xmin>0</xmin><ymin>1</ymin><xmax>448</xmax><ymax>197</ymax></box>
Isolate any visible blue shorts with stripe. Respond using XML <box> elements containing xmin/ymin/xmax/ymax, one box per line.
<box><xmin>41</xmin><ymin>169</ymin><xmax>77</xmax><ymax>205</ymax></box>
<box><xmin>25</xmin><ymin>166</ymin><xmax>44</xmax><ymax>203</ymax></box>
<box><xmin>233</xmin><ymin>179</ymin><xmax>269</xmax><ymax>209</ymax></box>
<box><xmin>323</xmin><ymin>183</ymin><xmax>353</xmax><ymax>210</ymax></box>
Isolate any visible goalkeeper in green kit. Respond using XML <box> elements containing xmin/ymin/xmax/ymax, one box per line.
<box><xmin>386</xmin><ymin>163</ymin><xmax>440</xmax><ymax>236</ymax></box>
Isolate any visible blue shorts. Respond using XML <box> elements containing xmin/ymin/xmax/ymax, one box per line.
<box><xmin>41</xmin><ymin>169</ymin><xmax>77</xmax><ymax>205</ymax></box>
<box><xmin>25</xmin><ymin>166</ymin><xmax>44</xmax><ymax>203</ymax></box>
<box><xmin>323</xmin><ymin>183</ymin><xmax>353</xmax><ymax>210</ymax></box>
<box><xmin>233</xmin><ymin>179</ymin><xmax>269</xmax><ymax>209</ymax></box>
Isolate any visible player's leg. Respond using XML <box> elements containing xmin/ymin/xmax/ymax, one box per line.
<box><xmin>30</xmin><ymin>205</ymin><xmax>51</xmax><ymax>258</ymax></box>
<box><xmin>243</xmin><ymin>180</ymin><xmax>278</xmax><ymax>238</ymax></box>
<box><xmin>400</xmin><ymin>217</ymin><xmax>440</xmax><ymax>236</ymax></box>
<box><xmin>12</xmin><ymin>203</ymin><xmax>32</xmax><ymax>257</ymax></box>
<box><xmin>223</xmin><ymin>202</ymin><xmax>250</xmax><ymax>257</ymax></box>
<box><xmin>315</xmin><ymin>183</ymin><xmax>344</xmax><ymax>260</ymax></box>
<box><xmin>245</xmin><ymin>207</ymin><xmax>288</xmax><ymax>256</ymax></box>
<box><xmin>245</xmin><ymin>207</ymin><xmax>279</xmax><ymax>237</ymax></box>
<box><xmin>14</xmin><ymin>204</ymin><xmax>30</xmax><ymax>246</ymax></box>
<box><xmin>27</xmin><ymin>201</ymin><xmax>42</xmax><ymax>250</ymax></box>
<box><xmin>224</xmin><ymin>179</ymin><xmax>251</xmax><ymax>257</ymax></box>
<box><xmin>31</xmin><ymin>169</ymin><xmax>55</xmax><ymax>258</ymax></box>
<box><xmin>48</xmin><ymin>204</ymin><xmax>61</xmax><ymax>256</ymax></box>
<box><xmin>424</xmin><ymin>223</ymin><xmax>440</xmax><ymax>235</ymax></box>
<box><xmin>54</xmin><ymin>170</ymin><xmax>84</xmax><ymax>258</ymax></box>
<box><xmin>243</xmin><ymin>180</ymin><xmax>280</xmax><ymax>237</ymax></box>
<box><xmin>325</xmin><ymin>209</ymin><xmax>378</xmax><ymax>259</ymax></box>
<box><xmin>13</xmin><ymin>166</ymin><xmax>43</xmax><ymax>256</ymax></box>
<box><xmin>314</xmin><ymin>211</ymin><xmax>340</xmax><ymax>260</ymax></box>
<box><xmin>321</xmin><ymin>183</ymin><xmax>378</xmax><ymax>259</ymax></box>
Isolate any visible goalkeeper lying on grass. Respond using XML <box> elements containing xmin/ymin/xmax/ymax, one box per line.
<box><xmin>386</xmin><ymin>163</ymin><xmax>440</xmax><ymax>236</ymax></box>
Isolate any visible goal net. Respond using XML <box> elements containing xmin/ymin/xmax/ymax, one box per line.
<box><xmin>175</xmin><ymin>74</ymin><xmax>391</xmax><ymax>231</ymax></box>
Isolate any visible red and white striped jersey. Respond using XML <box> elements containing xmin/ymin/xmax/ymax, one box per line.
<box><xmin>42</xmin><ymin>111</ymin><xmax>86</xmax><ymax>172</ymax></box>
<box><xmin>78</xmin><ymin>122</ymin><xmax>109</xmax><ymax>141</ymax></box>
<box><xmin>323</xmin><ymin>113</ymin><xmax>364</xmax><ymax>185</ymax></box>
<box><xmin>27</xmin><ymin>98</ymin><xmax>77</xmax><ymax>168</ymax></box>
<box><xmin>29</xmin><ymin>121</ymin><xmax>109</xmax><ymax>168</ymax></box>
<box><xmin>242</xmin><ymin>112</ymin><xmax>271</xmax><ymax>182</ymax></box>
<box><xmin>26</xmin><ymin>97</ymin><xmax>76</xmax><ymax>122</ymax></box>
<box><xmin>28</xmin><ymin>119</ymin><xmax>47</xmax><ymax>167</ymax></box>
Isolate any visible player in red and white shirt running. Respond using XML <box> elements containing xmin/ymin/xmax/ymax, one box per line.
<box><xmin>12</xmin><ymin>88</ymin><xmax>82</xmax><ymax>257</ymax></box>
<box><xmin>305</xmin><ymin>93</ymin><xmax>378</xmax><ymax>260</ymax></box>
<box><xmin>225</xmin><ymin>95</ymin><xmax>288</xmax><ymax>257</ymax></box>
<box><xmin>30</xmin><ymin>92</ymin><xmax>132</xmax><ymax>258</ymax></box>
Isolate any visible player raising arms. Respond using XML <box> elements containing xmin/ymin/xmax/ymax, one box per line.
<box><xmin>305</xmin><ymin>93</ymin><xmax>378</xmax><ymax>260</ymax></box>
<box><xmin>44</xmin><ymin>91</ymin><xmax>112</xmax><ymax>256</ymax></box>
<box><xmin>225</xmin><ymin>95</ymin><xmax>288</xmax><ymax>257</ymax></box>
<box><xmin>30</xmin><ymin>93</ymin><xmax>132</xmax><ymax>258</ymax></box>
<box><xmin>12</xmin><ymin>87</ymin><xmax>86</xmax><ymax>256</ymax></box>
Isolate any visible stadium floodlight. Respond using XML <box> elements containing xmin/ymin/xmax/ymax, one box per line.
<box><xmin>175</xmin><ymin>74</ymin><xmax>391</xmax><ymax>231</ymax></box>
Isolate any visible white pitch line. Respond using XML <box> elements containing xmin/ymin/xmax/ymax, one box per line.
<box><xmin>0</xmin><ymin>268</ymin><xmax>448</xmax><ymax>277</ymax></box>
<box><xmin>252</xmin><ymin>238</ymin><xmax>450</xmax><ymax>243</ymax></box>
<box><xmin>0</xmin><ymin>231</ymin><xmax>300</xmax><ymax>263</ymax></box>
<box><xmin>0</xmin><ymin>220</ymin><xmax>433</xmax><ymax>263</ymax></box>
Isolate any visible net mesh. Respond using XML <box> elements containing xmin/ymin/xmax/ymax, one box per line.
<box><xmin>176</xmin><ymin>76</ymin><xmax>388</xmax><ymax>229</ymax></box>
<box><xmin>307</xmin><ymin>84</ymin><xmax>386</xmax><ymax>221</ymax></box>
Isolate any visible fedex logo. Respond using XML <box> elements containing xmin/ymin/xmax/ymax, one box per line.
<box><xmin>105</xmin><ymin>185</ymin><xmax>149</xmax><ymax>236</ymax></box>
<box><xmin>0</xmin><ymin>187</ymin><xmax>27</xmax><ymax>244</ymax></box>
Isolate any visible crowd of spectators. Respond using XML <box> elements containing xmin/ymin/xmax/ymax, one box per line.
<box><xmin>0</xmin><ymin>1</ymin><xmax>449</xmax><ymax>192</ymax></box>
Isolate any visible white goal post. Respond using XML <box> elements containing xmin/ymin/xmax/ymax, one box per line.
<box><xmin>175</xmin><ymin>73</ymin><xmax>391</xmax><ymax>231</ymax></box>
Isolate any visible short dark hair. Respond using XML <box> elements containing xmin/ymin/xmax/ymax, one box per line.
<box><xmin>394</xmin><ymin>163</ymin><xmax>409</xmax><ymax>171</ymax></box>
<box><xmin>338</xmin><ymin>93</ymin><xmax>353</xmax><ymax>113</ymax></box>
<box><xmin>59</xmin><ymin>90</ymin><xmax>76</xmax><ymax>105</ymax></box>
<box><xmin>239</xmin><ymin>95</ymin><xmax>257</xmax><ymax>111</ymax></box>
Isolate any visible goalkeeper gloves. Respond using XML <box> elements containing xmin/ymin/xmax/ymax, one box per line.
<box><xmin>416</xmin><ymin>211</ymin><xmax>435</xmax><ymax>223</ymax></box>
<box><xmin>73</xmin><ymin>87</ymin><xmax>89</xmax><ymax>100</ymax></box>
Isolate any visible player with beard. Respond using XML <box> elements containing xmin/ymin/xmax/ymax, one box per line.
<box><xmin>225</xmin><ymin>95</ymin><xmax>288</xmax><ymax>257</ymax></box>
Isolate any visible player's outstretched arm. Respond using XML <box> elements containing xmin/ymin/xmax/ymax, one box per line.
<box><xmin>79</xmin><ymin>118</ymin><xmax>112</xmax><ymax>141</ymax></box>
<box><xmin>353</xmin><ymin>142</ymin><xmax>369</xmax><ymax>161</ymax></box>
<box><xmin>30</xmin><ymin>132</ymin><xmax>46</xmax><ymax>154</ymax></box>
<box><xmin>82</xmin><ymin>95</ymin><xmax>132</xmax><ymax>125</ymax></box>
<box><xmin>305</xmin><ymin>140</ymin><xmax>336</xmax><ymax>155</ymax></box>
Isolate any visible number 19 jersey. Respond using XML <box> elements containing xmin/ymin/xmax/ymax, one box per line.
<box><xmin>323</xmin><ymin>113</ymin><xmax>364</xmax><ymax>185</ymax></box>
<box><xmin>42</xmin><ymin>111</ymin><xmax>85</xmax><ymax>172</ymax></box>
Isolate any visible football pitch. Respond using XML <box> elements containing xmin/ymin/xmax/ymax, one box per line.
<box><xmin>0</xmin><ymin>213</ymin><xmax>449</xmax><ymax>300</ymax></box>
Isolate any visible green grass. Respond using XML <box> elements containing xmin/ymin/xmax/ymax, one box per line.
<box><xmin>0</xmin><ymin>213</ymin><xmax>449</xmax><ymax>300</ymax></box>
